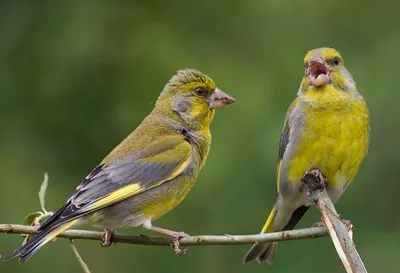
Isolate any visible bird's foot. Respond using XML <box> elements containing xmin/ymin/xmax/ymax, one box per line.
<box><xmin>101</xmin><ymin>228</ymin><xmax>116</xmax><ymax>247</ymax></box>
<box><xmin>170</xmin><ymin>231</ymin><xmax>189</xmax><ymax>256</ymax></box>
<box><xmin>341</xmin><ymin>219</ymin><xmax>353</xmax><ymax>230</ymax></box>
<box><xmin>150</xmin><ymin>226</ymin><xmax>189</xmax><ymax>256</ymax></box>
<box><xmin>302</xmin><ymin>169</ymin><xmax>328</xmax><ymax>192</ymax></box>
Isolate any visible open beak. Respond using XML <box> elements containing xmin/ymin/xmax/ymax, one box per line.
<box><xmin>209</xmin><ymin>88</ymin><xmax>236</xmax><ymax>109</ymax></box>
<box><xmin>308</xmin><ymin>56</ymin><xmax>330</xmax><ymax>87</ymax></box>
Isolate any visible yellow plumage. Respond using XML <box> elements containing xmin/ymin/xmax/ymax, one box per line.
<box><xmin>40</xmin><ymin>219</ymin><xmax>80</xmax><ymax>246</ymax></box>
<box><xmin>244</xmin><ymin>47</ymin><xmax>370</xmax><ymax>264</ymax></box>
<box><xmin>288</xmin><ymin>90</ymin><xmax>369</xmax><ymax>188</ymax></box>
<box><xmin>6</xmin><ymin>69</ymin><xmax>236</xmax><ymax>264</ymax></box>
<box><xmin>260</xmin><ymin>207</ymin><xmax>277</xmax><ymax>234</ymax></box>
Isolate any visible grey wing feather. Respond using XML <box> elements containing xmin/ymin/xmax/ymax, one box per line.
<box><xmin>278</xmin><ymin>98</ymin><xmax>301</xmax><ymax>162</ymax></box>
<box><xmin>39</xmin><ymin>137</ymin><xmax>189</xmax><ymax>230</ymax></box>
<box><xmin>278</xmin><ymin>122</ymin><xmax>290</xmax><ymax>161</ymax></box>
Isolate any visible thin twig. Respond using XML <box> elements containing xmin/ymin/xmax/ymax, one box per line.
<box><xmin>301</xmin><ymin>169</ymin><xmax>367</xmax><ymax>273</ymax></box>
<box><xmin>69</xmin><ymin>239</ymin><xmax>91</xmax><ymax>273</ymax></box>
<box><xmin>0</xmin><ymin>224</ymin><xmax>328</xmax><ymax>246</ymax></box>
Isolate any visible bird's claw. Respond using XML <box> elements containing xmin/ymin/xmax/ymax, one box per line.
<box><xmin>171</xmin><ymin>231</ymin><xmax>189</xmax><ymax>256</ymax></box>
<box><xmin>341</xmin><ymin>219</ymin><xmax>353</xmax><ymax>230</ymax></box>
<box><xmin>302</xmin><ymin>169</ymin><xmax>328</xmax><ymax>192</ymax></box>
<box><xmin>101</xmin><ymin>228</ymin><xmax>115</xmax><ymax>247</ymax></box>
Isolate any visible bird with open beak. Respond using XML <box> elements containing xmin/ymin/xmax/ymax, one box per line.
<box><xmin>308</xmin><ymin>55</ymin><xmax>331</xmax><ymax>87</ymax></box>
<box><xmin>244</xmin><ymin>48</ymin><xmax>370</xmax><ymax>264</ymax></box>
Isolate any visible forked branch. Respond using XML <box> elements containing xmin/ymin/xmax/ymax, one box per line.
<box><xmin>301</xmin><ymin>169</ymin><xmax>367</xmax><ymax>273</ymax></box>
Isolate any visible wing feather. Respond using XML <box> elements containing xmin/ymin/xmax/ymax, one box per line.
<box><xmin>39</xmin><ymin>135</ymin><xmax>192</xmax><ymax>230</ymax></box>
<box><xmin>277</xmin><ymin>98</ymin><xmax>300</xmax><ymax>192</ymax></box>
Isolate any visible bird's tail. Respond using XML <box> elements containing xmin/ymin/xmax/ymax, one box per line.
<box><xmin>4</xmin><ymin>219</ymin><xmax>79</xmax><ymax>264</ymax></box>
<box><xmin>243</xmin><ymin>205</ymin><xmax>309</xmax><ymax>264</ymax></box>
<box><xmin>243</xmin><ymin>206</ymin><xmax>277</xmax><ymax>264</ymax></box>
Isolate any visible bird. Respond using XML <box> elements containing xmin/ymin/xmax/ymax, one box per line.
<box><xmin>243</xmin><ymin>47</ymin><xmax>370</xmax><ymax>264</ymax></box>
<box><xmin>5</xmin><ymin>69</ymin><xmax>236</xmax><ymax>264</ymax></box>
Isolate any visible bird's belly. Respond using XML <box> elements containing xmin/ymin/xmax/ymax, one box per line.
<box><xmin>137</xmin><ymin>175</ymin><xmax>195</xmax><ymax>221</ymax></box>
<box><xmin>287</xmin><ymin>108</ymin><xmax>368</xmax><ymax>193</ymax></box>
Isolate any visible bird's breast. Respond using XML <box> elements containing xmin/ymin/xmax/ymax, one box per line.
<box><xmin>287</xmin><ymin>98</ymin><xmax>369</xmax><ymax>190</ymax></box>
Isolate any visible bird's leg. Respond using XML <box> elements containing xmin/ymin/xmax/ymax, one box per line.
<box><xmin>101</xmin><ymin>228</ymin><xmax>116</xmax><ymax>247</ymax></box>
<box><xmin>150</xmin><ymin>226</ymin><xmax>189</xmax><ymax>256</ymax></box>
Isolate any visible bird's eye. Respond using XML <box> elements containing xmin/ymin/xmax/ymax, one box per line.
<box><xmin>194</xmin><ymin>87</ymin><xmax>207</xmax><ymax>96</ymax></box>
<box><xmin>332</xmin><ymin>57</ymin><xmax>340</xmax><ymax>65</ymax></box>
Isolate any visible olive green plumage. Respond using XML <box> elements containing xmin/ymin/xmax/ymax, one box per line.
<box><xmin>6</xmin><ymin>69</ymin><xmax>235</xmax><ymax>264</ymax></box>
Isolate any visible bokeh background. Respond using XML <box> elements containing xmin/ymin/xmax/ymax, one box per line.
<box><xmin>1</xmin><ymin>1</ymin><xmax>399</xmax><ymax>272</ymax></box>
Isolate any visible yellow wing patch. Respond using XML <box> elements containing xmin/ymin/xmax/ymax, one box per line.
<box><xmin>88</xmin><ymin>155</ymin><xmax>192</xmax><ymax>211</ymax></box>
<box><xmin>277</xmin><ymin>160</ymin><xmax>282</xmax><ymax>192</ymax></box>
<box><xmin>88</xmin><ymin>183</ymin><xmax>142</xmax><ymax>210</ymax></box>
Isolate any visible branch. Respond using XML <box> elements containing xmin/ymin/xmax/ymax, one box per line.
<box><xmin>301</xmin><ymin>169</ymin><xmax>368</xmax><ymax>273</ymax></box>
<box><xmin>69</xmin><ymin>239</ymin><xmax>91</xmax><ymax>273</ymax></box>
<box><xmin>0</xmin><ymin>224</ymin><xmax>328</xmax><ymax>247</ymax></box>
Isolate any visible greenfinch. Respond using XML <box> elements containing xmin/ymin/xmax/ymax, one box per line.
<box><xmin>6</xmin><ymin>69</ymin><xmax>235</xmax><ymax>264</ymax></box>
<box><xmin>244</xmin><ymin>48</ymin><xmax>369</xmax><ymax>264</ymax></box>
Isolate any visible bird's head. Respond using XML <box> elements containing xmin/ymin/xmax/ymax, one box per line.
<box><xmin>156</xmin><ymin>69</ymin><xmax>235</xmax><ymax>129</ymax></box>
<box><xmin>299</xmin><ymin>47</ymin><xmax>356</xmax><ymax>94</ymax></box>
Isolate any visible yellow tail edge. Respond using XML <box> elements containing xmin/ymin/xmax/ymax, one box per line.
<box><xmin>41</xmin><ymin>218</ymin><xmax>80</xmax><ymax>246</ymax></box>
<box><xmin>243</xmin><ymin>207</ymin><xmax>278</xmax><ymax>264</ymax></box>
<box><xmin>260</xmin><ymin>207</ymin><xmax>277</xmax><ymax>234</ymax></box>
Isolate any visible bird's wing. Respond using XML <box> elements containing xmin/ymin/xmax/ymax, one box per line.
<box><xmin>276</xmin><ymin>98</ymin><xmax>300</xmax><ymax>192</ymax></box>
<box><xmin>39</xmin><ymin>134</ymin><xmax>192</xmax><ymax>230</ymax></box>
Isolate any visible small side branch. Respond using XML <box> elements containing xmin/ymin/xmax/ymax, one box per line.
<box><xmin>0</xmin><ymin>224</ymin><xmax>328</xmax><ymax>247</ymax></box>
<box><xmin>69</xmin><ymin>239</ymin><xmax>91</xmax><ymax>273</ymax></box>
<box><xmin>301</xmin><ymin>169</ymin><xmax>367</xmax><ymax>273</ymax></box>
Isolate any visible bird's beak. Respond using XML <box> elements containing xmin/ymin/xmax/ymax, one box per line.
<box><xmin>308</xmin><ymin>56</ymin><xmax>330</xmax><ymax>87</ymax></box>
<box><xmin>210</xmin><ymin>88</ymin><xmax>236</xmax><ymax>109</ymax></box>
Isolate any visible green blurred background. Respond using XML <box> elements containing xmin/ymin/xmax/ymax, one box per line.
<box><xmin>1</xmin><ymin>0</ymin><xmax>399</xmax><ymax>272</ymax></box>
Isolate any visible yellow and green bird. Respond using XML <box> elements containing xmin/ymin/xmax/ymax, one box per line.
<box><xmin>244</xmin><ymin>48</ymin><xmax>370</xmax><ymax>264</ymax></box>
<box><xmin>6</xmin><ymin>69</ymin><xmax>235</xmax><ymax>264</ymax></box>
